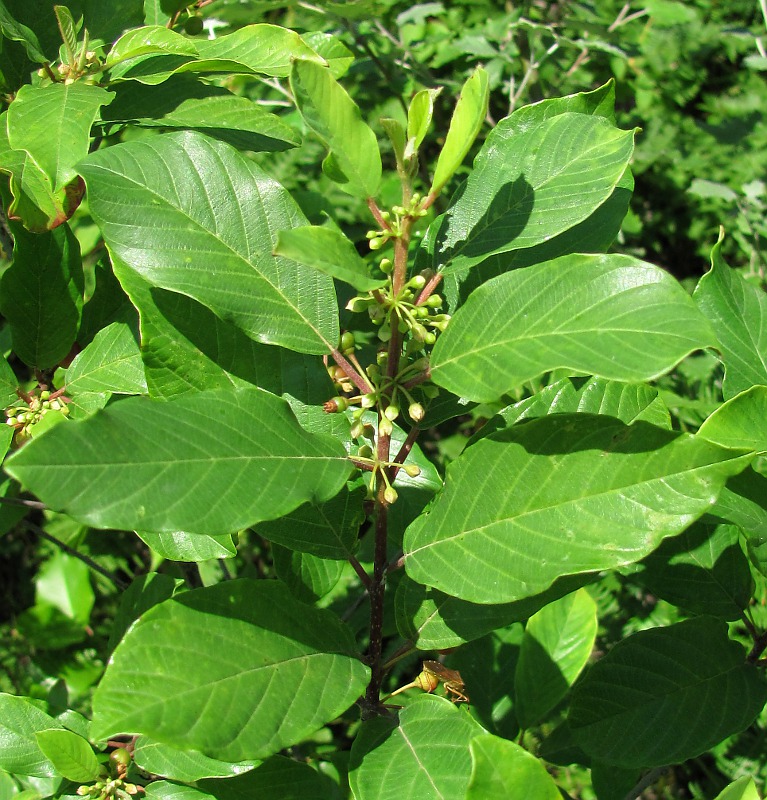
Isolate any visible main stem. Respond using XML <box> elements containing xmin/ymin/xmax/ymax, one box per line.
<box><xmin>362</xmin><ymin>208</ymin><xmax>414</xmax><ymax>715</ymax></box>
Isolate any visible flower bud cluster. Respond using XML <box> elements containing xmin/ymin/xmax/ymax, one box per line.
<box><xmin>365</xmin><ymin>194</ymin><xmax>428</xmax><ymax>251</ymax></box>
<box><xmin>5</xmin><ymin>390</ymin><xmax>70</xmax><ymax>440</ymax></box>
<box><xmin>76</xmin><ymin>778</ymin><xmax>139</xmax><ymax>800</ymax></box>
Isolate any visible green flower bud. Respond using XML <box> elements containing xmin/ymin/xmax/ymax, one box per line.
<box><xmin>366</xmin><ymin>230</ymin><xmax>378</xmax><ymax>239</ymax></box>
<box><xmin>409</xmin><ymin>274</ymin><xmax>427</xmax><ymax>290</ymax></box>
<box><xmin>408</xmin><ymin>402</ymin><xmax>425</xmax><ymax>422</ymax></box>
<box><xmin>384</xmin><ymin>404</ymin><xmax>399</xmax><ymax>421</ymax></box>
<box><xmin>379</xmin><ymin>417</ymin><xmax>393</xmax><ymax>437</ymax></box>
<box><xmin>384</xmin><ymin>486</ymin><xmax>398</xmax><ymax>504</ymax></box>
<box><xmin>423</xmin><ymin>385</ymin><xmax>440</xmax><ymax>399</ymax></box>
<box><xmin>376</xmin><ymin>351</ymin><xmax>389</xmax><ymax>366</ymax></box>
<box><xmin>379</xmin><ymin>258</ymin><xmax>393</xmax><ymax>273</ymax></box>
<box><xmin>425</xmin><ymin>294</ymin><xmax>443</xmax><ymax>308</ymax></box>
<box><xmin>412</xmin><ymin>323</ymin><xmax>427</xmax><ymax>341</ymax></box>
<box><xmin>360</xmin><ymin>393</ymin><xmax>376</xmax><ymax>408</ymax></box>
<box><xmin>365</xmin><ymin>364</ymin><xmax>380</xmax><ymax>380</ymax></box>
<box><xmin>357</xmin><ymin>445</ymin><xmax>374</xmax><ymax>459</ymax></box>
<box><xmin>40</xmin><ymin>390</ymin><xmax>50</xmax><ymax>400</ymax></box>
<box><xmin>369</xmin><ymin>237</ymin><xmax>384</xmax><ymax>250</ymax></box>
<box><xmin>60</xmin><ymin>405</ymin><xmax>70</xmax><ymax>417</ymax></box>
<box><xmin>423</xmin><ymin>331</ymin><xmax>437</xmax><ymax>345</ymax></box>
<box><xmin>5</xmin><ymin>418</ymin><xmax>15</xmax><ymax>426</ymax></box>
<box><xmin>403</xmin><ymin>463</ymin><xmax>421</xmax><ymax>478</ymax></box>
<box><xmin>109</xmin><ymin>748</ymin><xmax>132</xmax><ymax>768</ymax></box>
<box><xmin>340</xmin><ymin>331</ymin><xmax>355</xmax><ymax>352</ymax></box>
<box><xmin>415</xmin><ymin>306</ymin><xmax>429</xmax><ymax>318</ymax></box>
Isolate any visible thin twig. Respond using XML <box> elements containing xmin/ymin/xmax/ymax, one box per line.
<box><xmin>348</xmin><ymin>554</ymin><xmax>372</xmax><ymax>590</ymax></box>
<box><xmin>623</xmin><ymin>767</ymin><xmax>669</xmax><ymax>800</ymax></box>
<box><xmin>24</xmin><ymin>520</ymin><xmax>128</xmax><ymax>590</ymax></box>
<box><xmin>0</xmin><ymin>495</ymin><xmax>47</xmax><ymax>511</ymax></box>
<box><xmin>330</xmin><ymin>347</ymin><xmax>373</xmax><ymax>395</ymax></box>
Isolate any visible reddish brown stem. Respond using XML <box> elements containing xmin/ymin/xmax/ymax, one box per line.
<box><xmin>366</xmin><ymin>198</ymin><xmax>392</xmax><ymax>232</ymax></box>
<box><xmin>416</xmin><ymin>272</ymin><xmax>443</xmax><ymax>306</ymax></box>
<box><xmin>401</xmin><ymin>368</ymin><xmax>431</xmax><ymax>392</ymax></box>
<box><xmin>349</xmin><ymin>554</ymin><xmax>372</xmax><ymax>591</ymax></box>
<box><xmin>330</xmin><ymin>347</ymin><xmax>373</xmax><ymax>395</ymax></box>
<box><xmin>391</xmin><ymin>424</ymin><xmax>420</xmax><ymax>470</ymax></box>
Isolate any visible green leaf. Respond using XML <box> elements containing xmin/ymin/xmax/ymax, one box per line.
<box><xmin>0</xmin><ymin>355</ymin><xmax>17</xmax><ymax>407</ymax></box>
<box><xmin>273</xmin><ymin>546</ymin><xmax>344</xmax><ymax>603</ymax></box>
<box><xmin>137</xmin><ymin>531</ymin><xmax>236</xmax><ymax>562</ymax></box>
<box><xmin>113</xmin><ymin>261</ymin><xmax>333</xmax><ymax>403</ymax></box>
<box><xmin>694</xmin><ymin>233</ymin><xmax>767</xmax><ymax>398</ymax></box>
<box><xmin>198</xmin><ymin>755</ymin><xmax>340</xmax><ymax>800</ymax></box>
<box><xmin>255</xmin><ymin>486</ymin><xmax>364</xmax><ymax>559</ymax></box>
<box><xmin>395</xmin><ymin>573</ymin><xmax>593</xmax><ymax>650</ymax></box>
<box><xmin>403</xmin><ymin>414</ymin><xmax>752</xmax><ymax>604</ymax></box>
<box><xmin>133</xmin><ymin>737</ymin><xmax>257</xmax><ymax>783</ymax></box>
<box><xmin>0</xmin><ymin>1</ymin><xmax>46</xmax><ymax>62</ymax></box>
<box><xmin>105</xmin><ymin>25</ymin><xmax>198</xmax><ymax>67</ymax></box>
<box><xmin>66</xmin><ymin>321</ymin><xmax>146</xmax><ymax>396</ymax></box>
<box><xmin>431</xmin><ymin>254</ymin><xmax>717</xmax><ymax>403</ymax></box>
<box><xmin>590</xmin><ymin>762</ymin><xmax>640</xmax><ymax>800</ymax></box>
<box><xmin>713</xmin><ymin>777</ymin><xmax>761</xmax><ymax>800</ymax></box>
<box><xmin>108</xmin><ymin>572</ymin><xmax>180</xmax><ymax>652</ymax></box>
<box><xmin>697</xmin><ymin>386</ymin><xmax>767</xmax><ymax>453</ymax></box>
<box><xmin>34</xmin><ymin>729</ymin><xmax>99</xmax><ymax>783</ymax></box>
<box><xmin>300</xmin><ymin>31</ymin><xmax>354</xmax><ymax>78</ymax></box>
<box><xmin>79</xmin><ymin>130</ymin><xmax>339</xmax><ymax>355</ymax></box>
<box><xmin>102</xmin><ymin>76</ymin><xmax>300</xmax><ymax>152</ymax></box>
<box><xmin>636</xmin><ymin>522</ymin><xmax>753</xmax><ymax>619</ymax></box>
<box><xmin>473</xmin><ymin>376</ymin><xmax>670</xmax><ymax>447</ymax></box>
<box><xmin>275</xmin><ymin>226</ymin><xmax>386</xmax><ymax>291</ymax></box>
<box><xmin>514</xmin><ymin>589</ymin><xmax>597</xmax><ymax>728</ymax></box>
<box><xmin>0</xmin><ymin>693</ymin><xmax>64</xmax><ymax>777</ymax></box>
<box><xmin>146</xmin><ymin>782</ymin><xmax>214</xmax><ymax>800</ymax></box>
<box><xmin>712</xmin><ymin>468</ymin><xmax>767</xmax><ymax>575</ymax></box>
<box><xmin>92</xmin><ymin>581</ymin><xmax>369</xmax><ymax>761</ymax></box>
<box><xmin>430</xmin><ymin>113</ymin><xmax>635</xmax><ymax>275</ymax></box>
<box><xmin>0</xmin><ymin>221</ymin><xmax>83</xmax><ymax>369</ymax></box>
<box><xmin>7</xmin><ymin>83</ymin><xmax>113</xmax><ymax>191</ymax></box>
<box><xmin>53</xmin><ymin>6</ymin><xmax>77</xmax><ymax>64</ymax></box>
<box><xmin>6</xmin><ymin>387</ymin><xmax>352</xmax><ymax>535</ymax></box>
<box><xmin>36</xmin><ymin>550</ymin><xmax>94</xmax><ymax>625</ymax></box>
<box><xmin>290</xmin><ymin>58</ymin><xmax>381</xmax><ymax>199</ymax></box>
<box><xmin>466</xmin><ymin>734</ymin><xmax>560</xmax><ymax>800</ymax></box>
<box><xmin>349</xmin><ymin>696</ymin><xmax>484</xmax><ymax>800</ymax></box>
<box><xmin>429</xmin><ymin>68</ymin><xmax>488</xmax><ymax>197</ymax></box>
<box><xmin>407</xmin><ymin>88</ymin><xmax>440</xmax><ymax>153</ymax></box>
<box><xmin>568</xmin><ymin>617</ymin><xmax>767</xmax><ymax>767</ymax></box>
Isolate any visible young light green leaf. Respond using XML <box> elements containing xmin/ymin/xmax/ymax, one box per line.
<box><xmin>34</xmin><ymin>729</ymin><xmax>100</xmax><ymax>783</ymax></box>
<box><xmin>0</xmin><ymin>693</ymin><xmax>65</xmax><ymax>777</ymax></box>
<box><xmin>466</xmin><ymin>735</ymin><xmax>561</xmax><ymax>800</ymax></box>
<box><xmin>569</xmin><ymin>617</ymin><xmax>767</xmax><ymax>767</ymax></box>
<box><xmin>430</xmin><ymin>112</ymin><xmax>635</xmax><ymax>274</ymax></box>
<box><xmin>136</xmin><ymin>531</ymin><xmax>236</xmax><ymax>562</ymax></box>
<box><xmin>429</xmin><ymin>68</ymin><xmax>488</xmax><ymax>198</ymax></box>
<box><xmin>36</xmin><ymin>551</ymin><xmax>95</xmax><ymax>625</ymax></box>
<box><xmin>403</xmin><ymin>414</ymin><xmax>752</xmax><ymax>604</ymax></box>
<box><xmin>0</xmin><ymin>1</ymin><xmax>47</xmax><ymax>62</ymax></box>
<box><xmin>8</xmin><ymin>83</ymin><xmax>113</xmax><ymax>190</ymax></box>
<box><xmin>78</xmin><ymin>131</ymin><xmax>339</xmax><ymax>355</ymax></box>
<box><xmin>514</xmin><ymin>589</ymin><xmax>597</xmax><ymax>729</ymax></box>
<box><xmin>6</xmin><ymin>387</ymin><xmax>352</xmax><ymax>535</ymax></box>
<box><xmin>694</xmin><ymin>232</ymin><xmax>767</xmax><ymax>398</ymax></box>
<box><xmin>407</xmin><ymin>88</ymin><xmax>441</xmax><ymax>153</ymax></box>
<box><xmin>275</xmin><ymin>226</ymin><xmax>386</xmax><ymax>291</ymax></box>
<box><xmin>133</xmin><ymin>737</ymin><xmax>257</xmax><ymax>783</ymax></box>
<box><xmin>92</xmin><ymin>581</ymin><xmax>369</xmax><ymax>761</ymax></box>
<box><xmin>431</xmin><ymin>253</ymin><xmax>717</xmax><ymax>403</ymax></box>
<box><xmin>713</xmin><ymin>776</ymin><xmax>761</xmax><ymax>800</ymax></box>
<box><xmin>53</xmin><ymin>5</ymin><xmax>77</xmax><ymax>64</ymax></box>
<box><xmin>290</xmin><ymin>58</ymin><xmax>381</xmax><ymax>198</ymax></box>
<box><xmin>349</xmin><ymin>696</ymin><xmax>484</xmax><ymax>800</ymax></box>
<box><xmin>380</xmin><ymin>117</ymin><xmax>406</xmax><ymax>169</ymax></box>
<box><xmin>105</xmin><ymin>25</ymin><xmax>198</xmax><ymax>68</ymax></box>
<box><xmin>697</xmin><ymin>386</ymin><xmax>767</xmax><ymax>452</ymax></box>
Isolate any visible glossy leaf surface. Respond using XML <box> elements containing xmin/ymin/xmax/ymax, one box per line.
<box><xmin>79</xmin><ymin>131</ymin><xmax>339</xmax><ymax>354</ymax></box>
<box><xmin>466</xmin><ymin>735</ymin><xmax>560</xmax><ymax>800</ymax></box>
<box><xmin>92</xmin><ymin>581</ymin><xmax>369</xmax><ymax>761</ymax></box>
<box><xmin>34</xmin><ymin>729</ymin><xmax>100</xmax><ymax>783</ymax></box>
<box><xmin>133</xmin><ymin>737</ymin><xmax>257</xmax><ymax>783</ymax></box>
<box><xmin>6</xmin><ymin>387</ymin><xmax>351</xmax><ymax>535</ymax></box>
<box><xmin>569</xmin><ymin>617</ymin><xmax>767</xmax><ymax>767</ymax></box>
<box><xmin>349</xmin><ymin>696</ymin><xmax>483</xmax><ymax>800</ymax></box>
<box><xmin>431</xmin><ymin>254</ymin><xmax>716</xmax><ymax>402</ymax></box>
<box><xmin>404</xmin><ymin>414</ymin><xmax>751</xmax><ymax>604</ymax></box>
<box><xmin>697</xmin><ymin>386</ymin><xmax>767</xmax><ymax>453</ymax></box>
<box><xmin>0</xmin><ymin>694</ymin><xmax>64</xmax><ymax>777</ymax></box>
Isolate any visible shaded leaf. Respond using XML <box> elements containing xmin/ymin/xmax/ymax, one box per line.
<box><xmin>273</xmin><ymin>546</ymin><xmax>344</xmax><ymax>604</ymax></box>
<box><xmin>403</xmin><ymin>415</ymin><xmax>751</xmax><ymax>604</ymax></box>
<box><xmin>137</xmin><ymin>531</ymin><xmax>236</xmax><ymax>562</ymax></box>
<box><xmin>569</xmin><ymin>617</ymin><xmax>767</xmax><ymax>767</ymax></box>
<box><xmin>0</xmin><ymin>1</ymin><xmax>46</xmax><ymax>62</ymax></box>
<box><xmin>6</xmin><ymin>387</ymin><xmax>351</xmax><ymax>535</ymax></box>
<box><xmin>108</xmin><ymin>572</ymin><xmax>180</xmax><ymax>652</ymax></box>
<box><xmin>133</xmin><ymin>737</ymin><xmax>257</xmax><ymax>783</ymax></box>
<box><xmin>431</xmin><ymin>254</ymin><xmax>717</xmax><ymax>403</ymax></box>
<box><xmin>78</xmin><ymin>131</ymin><xmax>339</xmax><ymax>355</ymax></box>
<box><xmin>92</xmin><ymin>581</ymin><xmax>369</xmax><ymax>761</ymax></box>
